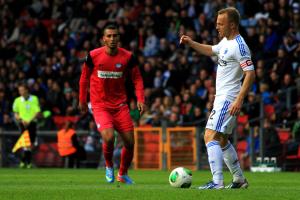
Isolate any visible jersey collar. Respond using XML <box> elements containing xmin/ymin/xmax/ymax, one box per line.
<box><xmin>21</xmin><ymin>95</ymin><xmax>32</xmax><ymax>102</ymax></box>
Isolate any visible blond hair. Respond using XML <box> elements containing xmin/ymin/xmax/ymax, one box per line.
<box><xmin>218</xmin><ymin>7</ymin><xmax>240</xmax><ymax>26</ymax></box>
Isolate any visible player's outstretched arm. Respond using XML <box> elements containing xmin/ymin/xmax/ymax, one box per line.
<box><xmin>180</xmin><ymin>35</ymin><xmax>213</xmax><ymax>56</ymax></box>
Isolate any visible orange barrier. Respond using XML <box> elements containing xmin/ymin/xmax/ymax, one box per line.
<box><xmin>134</xmin><ymin>127</ymin><xmax>198</xmax><ymax>170</ymax></box>
<box><xmin>133</xmin><ymin>127</ymin><xmax>163</xmax><ymax>169</ymax></box>
<box><xmin>166</xmin><ymin>127</ymin><xmax>197</xmax><ymax>170</ymax></box>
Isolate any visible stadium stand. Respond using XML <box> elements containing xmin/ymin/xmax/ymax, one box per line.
<box><xmin>0</xmin><ymin>0</ymin><xmax>299</xmax><ymax>169</ymax></box>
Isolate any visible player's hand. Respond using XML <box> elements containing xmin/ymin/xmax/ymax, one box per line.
<box><xmin>79</xmin><ymin>102</ymin><xmax>88</xmax><ymax>114</ymax></box>
<box><xmin>229</xmin><ymin>99</ymin><xmax>243</xmax><ymax>116</ymax></box>
<box><xmin>137</xmin><ymin>102</ymin><xmax>145</xmax><ymax>115</ymax></box>
<box><xmin>180</xmin><ymin>35</ymin><xmax>192</xmax><ymax>45</ymax></box>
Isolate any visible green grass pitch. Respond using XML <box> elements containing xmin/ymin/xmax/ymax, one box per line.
<box><xmin>0</xmin><ymin>169</ymin><xmax>300</xmax><ymax>200</ymax></box>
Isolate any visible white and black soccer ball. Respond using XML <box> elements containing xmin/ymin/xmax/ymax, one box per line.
<box><xmin>169</xmin><ymin>167</ymin><xmax>192</xmax><ymax>188</ymax></box>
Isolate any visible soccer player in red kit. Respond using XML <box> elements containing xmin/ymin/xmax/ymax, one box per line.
<box><xmin>79</xmin><ymin>24</ymin><xmax>145</xmax><ymax>184</ymax></box>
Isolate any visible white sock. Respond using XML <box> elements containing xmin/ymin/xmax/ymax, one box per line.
<box><xmin>206</xmin><ymin>141</ymin><xmax>224</xmax><ymax>185</ymax></box>
<box><xmin>222</xmin><ymin>142</ymin><xmax>245</xmax><ymax>183</ymax></box>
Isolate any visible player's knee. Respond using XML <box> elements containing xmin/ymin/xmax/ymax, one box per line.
<box><xmin>124</xmin><ymin>140</ymin><xmax>134</xmax><ymax>150</ymax></box>
<box><xmin>102</xmin><ymin>134</ymin><xmax>114</xmax><ymax>144</ymax></box>
<box><xmin>101</xmin><ymin>129</ymin><xmax>115</xmax><ymax>143</ymax></box>
<box><xmin>204</xmin><ymin>129</ymin><xmax>217</xmax><ymax>144</ymax></box>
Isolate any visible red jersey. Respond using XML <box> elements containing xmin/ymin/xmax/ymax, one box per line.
<box><xmin>79</xmin><ymin>47</ymin><xmax>144</xmax><ymax>109</ymax></box>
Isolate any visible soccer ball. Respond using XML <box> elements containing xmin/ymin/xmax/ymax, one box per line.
<box><xmin>169</xmin><ymin>167</ymin><xmax>192</xmax><ymax>188</ymax></box>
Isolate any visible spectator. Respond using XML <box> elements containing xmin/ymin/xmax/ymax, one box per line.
<box><xmin>263</xmin><ymin>119</ymin><xmax>282</xmax><ymax>157</ymax></box>
<box><xmin>167</xmin><ymin>112</ymin><xmax>179</xmax><ymax>127</ymax></box>
<box><xmin>244</xmin><ymin>92</ymin><xmax>259</xmax><ymax>126</ymax></box>
<box><xmin>259</xmin><ymin>82</ymin><xmax>273</xmax><ymax>105</ymax></box>
<box><xmin>57</xmin><ymin>121</ymin><xmax>83</xmax><ymax>168</ymax></box>
<box><xmin>287</xmin><ymin>109</ymin><xmax>300</xmax><ymax>154</ymax></box>
<box><xmin>0</xmin><ymin>0</ymin><xmax>299</xmax><ymax>169</ymax></box>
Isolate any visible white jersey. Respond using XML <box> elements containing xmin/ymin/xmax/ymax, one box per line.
<box><xmin>212</xmin><ymin>34</ymin><xmax>254</xmax><ymax>99</ymax></box>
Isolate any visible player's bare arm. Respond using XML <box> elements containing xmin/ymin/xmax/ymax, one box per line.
<box><xmin>137</xmin><ymin>102</ymin><xmax>145</xmax><ymax>115</ymax></box>
<box><xmin>229</xmin><ymin>70</ymin><xmax>256</xmax><ymax>116</ymax></box>
<box><xmin>180</xmin><ymin>35</ymin><xmax>213</xmax><ymax>56</ymax></box>
<box><xmin>79</xmin><ymin>102</ymin><xmax>88</xmax><ymax>114</ymax></box>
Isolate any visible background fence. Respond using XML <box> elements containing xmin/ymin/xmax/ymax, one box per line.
<box><xmin>0</xmin><ymin>86</ymin><xmax>299</xmax><ymax>170</ymax></box>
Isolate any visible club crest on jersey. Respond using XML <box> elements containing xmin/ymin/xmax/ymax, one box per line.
<box><xmin>224</xmin><ymin>48</ymin><xmax>228</xmax><ymax>54</ymax></box>
<box><xmin>115</xmin><ymin>63</ymin><xmax>122</xmax><ymax>68</ymax></box>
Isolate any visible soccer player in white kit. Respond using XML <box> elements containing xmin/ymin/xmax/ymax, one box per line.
<box><xmin>180</xmin><ymin>7</ymin><xmax>255</xmax><ymax>189</ymax></box>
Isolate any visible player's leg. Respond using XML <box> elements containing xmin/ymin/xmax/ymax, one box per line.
<box><xmin>199</xmin><ymin>99</ymin><xmax>232</xmax><ymax>189</ymax></box>
<box><xmin>26</xmin><ymin>122</ymin><xmax>37</xmax><ymax>168</ymax></box>
<box><xmin>215</xmin><ymin>105</ymin><xmax>248</xmax><ymax>189</ymax></box>
<box><xmin>220</xmin><ymin>137</ymin><xmax>248</xmax><ymax>189</ymax></box>
<box><xmin>113</xmin><ymin>105</ymin><xmax>134</xmax><ymax>184</ymax></box>
<box><xmin>198</xmin><ymin>129</ymin><xmax>225</xmax><ymax>189</ymax></box>
<box><xmin>18</xmin><ymin>122</ymin><xmax>27</xmax><ymax>168</ymax></box>
<box><xmin>100</xmin><ymin>128</ymin><xmax>115</xmax><ymax>182</ymax></box>
<box><xmin>93</xmin><ymin>108</ymin><xmax>115</xmax><ymax>183</ymax></box>
<box><xmin>101</xmin><ymin>128</ymin><xmax>115</xmax><ymax>168</ymax></box>
<box><xmin>117</xmin><ymin>131</ymin><xmax>134</xmax><ymax>184</ymax></box>
<box><xmin>68</xmin><ymin>154</ymin><xmax>75</xmax><ymax>168</ymax></box>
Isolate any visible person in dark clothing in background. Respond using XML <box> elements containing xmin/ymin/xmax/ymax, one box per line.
<box><xmin>264</xmin><ymin>119</ymin><xmax>282</xmax><ymax>157</ymax></box>
<box><xmin>57</xmin><ymin>121</ymin><xmax>84</xmax><ymax>168</ymax></box>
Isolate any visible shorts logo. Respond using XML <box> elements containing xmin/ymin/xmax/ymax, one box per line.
<box><xmin>97</xmin><ymin>123</ymin><xmax>101</xmax><ymax>129</ymax></box>
<box><xmin>115</xmin><ymin>63</ymin><xmax>122</xmax><ymax>68</ymax></box>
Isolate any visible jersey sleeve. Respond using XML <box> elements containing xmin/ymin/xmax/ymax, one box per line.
<box><xmin>127</xmin><ymin>54</ymin><xmax>138</xmax><ymax>69</ymax></box>
<box><xmin>12</xmin><ymin>98</ymin><xmax>19</xmax><ymax>113</ymax></box>
<box><xmin>212</xmin><ymin>38</ymin><xmax>226</xmax><ymax>56</ymax></box>
<box><xmin>131</xmin><ymin>66</ymin><xmax>145</xmax><ymax>103</ymax></box>
<box><xmin>79</xmin><ymin>54</ymin><xmax>93</xmax><ymax>103</ymax></box>
<box><xmin>129</xmin><ymin>54</ymin><xmax>144</xmax><ymax>103</ymax></box>
<box><xmin>85</xmin><ymin>52</ymin><xmax>94</xmax><ymax>69</ymax></box>
<box><xmin>235</xmin><ymin>41</ymin><xmax>255</xmax><ymax>71</ymax></box>
<box><xmin>33</xmin><ymin>96</ymin><xmax>41</xmax><ymax>113</ymax></box>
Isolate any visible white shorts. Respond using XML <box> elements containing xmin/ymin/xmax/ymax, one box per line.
<box><xmin>205</xmin><ymin>97</ymin><xmax>237</xmax><ymax>134</ymax></box>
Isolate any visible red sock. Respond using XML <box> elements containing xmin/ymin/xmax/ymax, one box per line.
<box><xmin>102</xmin><ymin>142</ymin><xmax>114</xmax><ymax>168</ymax></box>
<box><xmin>119</xmin><ymin>147</ymin><xmax>133</xmax><ymax>175</ymax></box>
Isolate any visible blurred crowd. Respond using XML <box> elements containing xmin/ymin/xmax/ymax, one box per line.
<box><xmin>0</xmin><ymin>0</ymin><xmax>300</xmax><ymax>141</ymax></box>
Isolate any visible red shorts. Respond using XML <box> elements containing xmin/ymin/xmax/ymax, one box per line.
<box><xmin>92</xmin><ymin>105</ymin><xmax>134</xmax><ymax>133</ymax></box>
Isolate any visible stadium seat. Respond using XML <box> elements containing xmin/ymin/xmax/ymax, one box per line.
<box><xmin>237</xmin><ymin>115</ymin><xmax>249</xmax><ymax>138</ymax></box>
<box><xmin>237</xmin><ymin>140</ymin><xmax>248</xmax><ymax>152</ymax></box>
<box><xmin>237</xmin><ymin>115</ymin><xmax>248</xmax><ymax>124</ymax></box>
<box><xmin>236</xmin><ymin>140</ymin><xmax>249</xmax><ymax>169</ymax></box>
<box><xmin>277</xmin><ymin>129</ymin><xmax>291</xmax><ymax>144</ymax></box>
<box><xmin>34</xmin><ymin>143</ymin><xmax>63</xmax><ymax>167</ymax></box>
<box><xmin>264</xmin><ymin>105</ymin><xmax>275</xmax><ymax>118</ymax></box>
<box><xmin>283</xmin><ymin>146</ymin><xmax>300</xmax><ymax>171</ymax></box>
